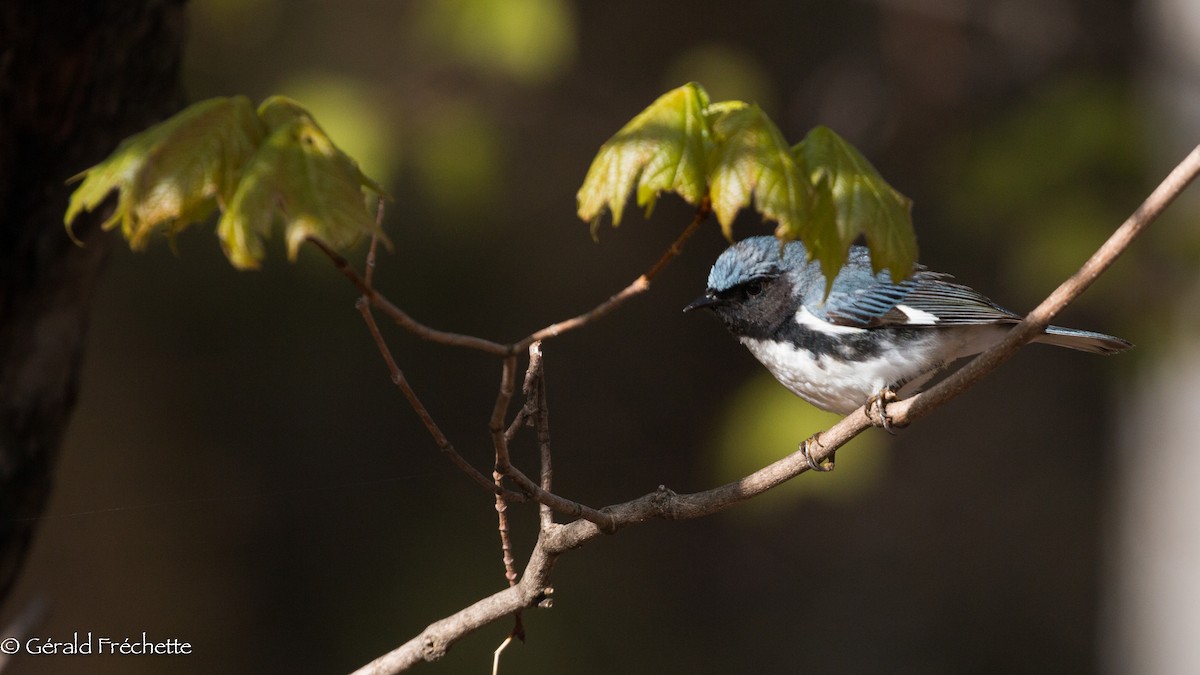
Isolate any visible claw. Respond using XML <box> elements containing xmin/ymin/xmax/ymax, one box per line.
<box><xmin>800</xmin><ymin>432</ymin><xmax>834</xmax><ymax>472</ymax></box>
<box><xmin>867</xmin><ymin>387</ymin><xmax>899</xmax><ymax>435</ymax></box>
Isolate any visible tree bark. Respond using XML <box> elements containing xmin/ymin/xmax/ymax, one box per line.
<box><xmin>0</xmin><ymin>0</ymin><xmax>186</xmax><ymax>604</ymax></box>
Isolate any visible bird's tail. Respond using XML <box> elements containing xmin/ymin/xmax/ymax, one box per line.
<box><xmin>1035</xmin><ymin>325</ymin><xmax>1132</xmax><ymax>355</ymax></box>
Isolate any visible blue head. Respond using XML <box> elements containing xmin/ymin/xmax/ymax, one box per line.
<box><xmin>685</xmin><ymin>236</ymin><xmax>826</xmax><ymax>337</ymax></box>
<box><xmin>707</xmin><ymin>237</ymin><xmax>785</xmax><ymax>290</ymax></box>
<box><xmin>700</xmin><ymin>235</ymin><xmax>886</xmax><ymax>302</ymax></box>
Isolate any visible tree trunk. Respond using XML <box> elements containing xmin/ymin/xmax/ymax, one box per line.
<box><xmin>0</xmin><ymin>0</ymin><xmax>186</xmax><ymax>603</ymax></box>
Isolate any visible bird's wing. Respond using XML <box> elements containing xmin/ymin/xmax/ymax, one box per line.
<box><xmin>823</xmin><ymin>271</ymin><xmax>1022</xmax><ymax>328</ymax></box>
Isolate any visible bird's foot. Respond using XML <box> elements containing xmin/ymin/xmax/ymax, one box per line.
<box><xmin>800</xmin><ymin>432</ymin><xmax>834</xmax><ymax>472</ymax></box>
<box><xmin>867</xmin><ymin>387</ymin><xmax>900</xmax><ymax>434</ymax></box>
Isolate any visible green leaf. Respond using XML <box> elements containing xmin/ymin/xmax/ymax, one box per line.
<box><xmin>216</xmin><ymin>96</ymin><xmax>389</xmax><ymax>269</ymax></box>
<box><xmin>796</xmin><ymin>125</ymin><xmax>917</xmax><ymax>281</ymax></box>
<box><xmin>64</xmin><ymin>96</ymin><xmax>264</xmax><ymax>248</ymax></box>
<box><xmin>805</xmin><ymin>169</ymin><xmax>843</xmax><ymax>294</ymax></box>
<box><xmin>574</xmin><ymin>85</ymin><xmax>917</xmax><ymax>294</ymax></box>
<box><xmin>65</xmin><ymin>94</ymin><xmax>390</xmax><ymax>270</ymax></box>
<box><xmin>706</xmin><ymin>101</ymin><xmax>814</xmax><ymax>243</ymax></box>
<box><xmin>576</xmin><ymin>82</ymin><xmax>713</xmax><ymax>234</ymax></box>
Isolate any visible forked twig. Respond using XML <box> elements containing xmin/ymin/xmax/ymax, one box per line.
<box><xmin>351</xmin><ymin>235</ymin><xmax>521</xmax><ymax>500</ymax></box>
<box><xmin>324</xmin><ymin>201</ymin><xmax>712</xmax><ymax>522</ymax></box>
<box><xmin>488</xmin><ymin>350</ymin><xmax>614</xmax><ymax>530</ymax></box>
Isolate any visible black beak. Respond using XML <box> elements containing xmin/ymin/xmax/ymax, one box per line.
<box><xmin>683</xmin><ymin>292</ymin><xmax>721</xmax><ymax>312</ymax></box>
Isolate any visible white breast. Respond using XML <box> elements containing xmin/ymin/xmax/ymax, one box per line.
<box><xmin>739</xmin><ymin>324</ymin><xmax>1008</xmax><ymax>414</ymax></box>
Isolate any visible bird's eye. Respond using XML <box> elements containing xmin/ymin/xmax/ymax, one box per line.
<box><xmin>745</xmin><ymin>280</ymin><xmax>763</xmax><ymax>297</ymax></box>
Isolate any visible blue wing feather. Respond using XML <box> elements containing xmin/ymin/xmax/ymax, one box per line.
<box><xmin>821</xmin><ymin>247</ymin><xmax>1021</xmax><ymax>328</ymax></box>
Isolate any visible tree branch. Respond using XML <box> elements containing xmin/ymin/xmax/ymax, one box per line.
<box><xmin>311</xmin><ymin>237</ymin><xmax>511</xmax><ymax>356</ymax></box>
<box><xmin>325</xmin><ymin>203</ymin><xmax>711</xmax><ymax>516</ymax></box>
<box><xmin>488</xmin><ymin>356</ymin><xmax>519</xmax><ymax>472</ymax></box>
<box><xmin>887</xmin><ymin>143</ymin><xmax>1200</xmax><ymax>427</ymax></box>
<box><xmin>350</xmin><ymin>144</ymin><xmax>1200</xmax><ymax>674</ymax></box>
<box><xmin>316</xmin><ymin>200</ymin><xmax>710</xmax><ymax>357</ymax></box>
<box><xmin>531</xmin><ymin>344</ymin><xmax>555</xmax><ymax>531</ymax></box>
<box><xmin>491</xmin><ymin>347</ymin><xmax>614</xmax><ymax>530</ymax></box>
<box><xmin>353</xmin><ymin>243</ymin><xmax>521</xmax><ymax>500</ymax></box>
<box><xmin>512</xmin><ymin>198</ymin><xmax>710</xmax><ymax>352</ymax></box>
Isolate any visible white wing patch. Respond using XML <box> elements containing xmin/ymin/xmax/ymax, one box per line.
<box><xmin>896</xmin><ymin>304</ymin><xmax>940</xmax><ymax>325</ymax></box>
<box><xmin>795</xmin><ymin>306</ymin><xmax>867</xmax><ymax>335</ymax></box>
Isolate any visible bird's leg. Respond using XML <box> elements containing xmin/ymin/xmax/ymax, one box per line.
<box><xmin>800</xmin><ymin>432</ymin><xmax>834</xmax><ymax>472</ymax></box>
<box><xmin>867</xmin><ymin>386</ymin><xmax>899</xmax><ymax>435</ymax></box>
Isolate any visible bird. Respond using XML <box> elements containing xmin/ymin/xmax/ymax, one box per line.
<box><xmin>685</xmin><ymin>236</ymin><xmax>1131</xmax><ymax>469</ymax></box>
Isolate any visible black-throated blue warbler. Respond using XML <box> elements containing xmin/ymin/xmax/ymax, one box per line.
<box><xmin>685</xmin><ymin>236</ymin><xmax>1131</xmax><ymax>467</ymax></box>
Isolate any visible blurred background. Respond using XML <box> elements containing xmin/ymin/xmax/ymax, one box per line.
<box><xmin>4</xmin><ymin>0</ymin><xmax>1200</xmax><ymax>672</ymax></box>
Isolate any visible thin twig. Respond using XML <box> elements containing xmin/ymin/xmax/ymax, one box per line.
<box><xmin>513</xmin><ymin>199</ymin><xmax>711</xmax><ymax>352</ymax></box>
<box><xmin>490</xmin><ymin>355</ymin><xmax>523</xmax><ymax>661</ymax></box>
<box><xmin>351</xmin><ymin>245</ymin><xmax>520</xmax><ymax>499</ymax></box>
<box><xmin>364</xmin><ymin>198</ymin><xmax>385</xmax><ymax>288</ymax></box>
<box><xmin>484</xmin><ymin>354</ymin><xmax>611</xmax><ymax>528</ymax></box>
<box><xmin>358</xmin><ymin>306</ymin><xmax>514</xmax><ymax>497</ymax></box>
<box><xmin>315</xmin><ymin>199</ymin><xmax>709</xmax><ymax>357</ymax></box>
<box><xmin>350</xmin><ymin>145</ymin><xmax>1200</xmax><ymax>675</ymax></box>
<box><xmin>644</xmin><ymin>196</ymin><xmax>711</xmax><ymax>282</ymax></box>
<box><xmin>309</xmin><ymin>237</ymin><xmax>510</xmax><ymax>356</ymax></box>
<box><xmin>494</xmin><ymin>341</ymin><xmax>602</xmax><ymax>527</ymax></box>
<box><xmin>522</xmin><ymin>343</ymin><xmax>544</xmax><ymax>397</ymax></box>
<box><xmin>503</xmin><ymin>353</ymin><xmax>542</xmax><ymax>444</ymax></box>
<box><xmin>490</xmin><ymin>356</ymin><xmax>519</xmax><ymax>472</ymax></box>
<box><xmin>495</xmin><ymin>344</ymin><xmax>612</xmax><ymax>529</ymax></box>
<box><xmin>494</xmin><ymin>468</ymin><xmax>518</xmax><ymax>586</ymax></box>
<box><xmin>492</xmin><ymin>634</ymin><xmax>513</xmax><ymax>675</ymax></box>
<box><xmin>491</xmin><ymin>357</ymin><xmax>522</xmax><ymax>588</ymax></box>
<box><xmin>530</xmin><ymin>343</ymin><xmax>554</xmax><ymax>531</ymax></box>
<box><xmin>499</xmin><ymin>462</ymin><xmax>616</xmax><ymax>532</ymax></box>
<box><xmin>503</xmin><ymin>407</ymin><xmax>531</xmax><ymax>445</ymax></box>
